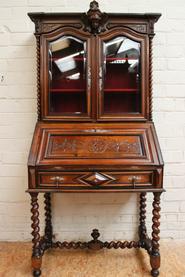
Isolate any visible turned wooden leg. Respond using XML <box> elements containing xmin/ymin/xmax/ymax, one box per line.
<box><xmin>138</xmin><ymin>192</ymin><xmax>148</xmax><ymax>242</ymax></box>
<box><xmin>138</xmin><ymin>192</ymin><xmax>152</xmax><ymax>253</ymax></box>
<box><xmin>150</xmin><ymin>192</ymin><xmax>161</xmax><ymax>277</ymax></box>
<box><xmin>30</xmin><ymin>193</ymin><xmax>42</xmax><ymax>277</ymax></box>
<box><xmin>44</xmin><ymin>193</ymin><xmax>53</xmax><ymax>246</ymax></box>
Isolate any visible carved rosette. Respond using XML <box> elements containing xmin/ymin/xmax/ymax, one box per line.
<box><xmin>82</xmin><ymin>0</ymin><xmax>108</xmax><ymax>35</ymax></box>
<box><xmin>88</xmin><ymin>139</ymin><xmax>106</xmax><ymax>153</ymax></box>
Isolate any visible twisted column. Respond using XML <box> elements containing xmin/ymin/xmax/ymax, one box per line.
<box><xmin>150</xmin><ymin>192</ymin><xmax>161</xmax><ymax>277</ymax></box>
<box><xmin>149</xmin><ymin>36</ymin><xmax>153</xmax><ymax>121</ymax></box>
<box><xmin>52</xmin><ymin>240</ymin><xmax>141</xmax><ymax>250</ymax></box>
<box><xmin>36</xmin><ymin>35</ymin><xmax>41</xmax><ymax>120</ymax></box>
<box><xmin>44</xmin><ymin>193</ymin><xmax>53</xmax><ymax>245</ymax></box>
<box><xmin>139</xmin><ymin>192</ymin><xmax>148</xmax><ymax>242</ymax></box>
<box><xmin>104</xmin><ymin>240</ymin><xmax>140</xmax><ymax>249</ymax></box>
<box><xmin>30</xmin><ymin>193</ymin><xmax>42</xmax><ymax>277</ymax></box>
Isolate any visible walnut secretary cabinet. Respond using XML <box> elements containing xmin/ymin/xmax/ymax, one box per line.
<box><xmin>27</xmin><ymin>1</ymin><xmax>164</xmax><ymax>276</ymax></box>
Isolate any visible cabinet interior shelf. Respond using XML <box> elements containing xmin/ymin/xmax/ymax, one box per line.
<box><xmin>106</xmin><ymin>57</ymin><xmax>138</xmax><ymax>61</ymax></box>
<box><xmin>50</xmin><ymin>89</ymin><xmax>85</xmax><ymax>92</ymax></box>
<box><xmin>51</xmin><ymin>57</ymin><xmax>137</xmax><ymax>62</ymax></box>
<box><xmin>52</xmin><ymin>57</ymin><xmax>85</xmax><ymax>61</ymax></box>
<box><xmin>50</xmin><ymin>88</ymin><xmax>138</xmax><ymax>93</ymax></box>
<box><xmin>104</xmin><ymin>88</ymin><xmax>138</xmax><ymax>92</ymax></box>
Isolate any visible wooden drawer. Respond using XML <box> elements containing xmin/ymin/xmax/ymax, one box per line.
<box><xmin>37</xmin><ymin>171</ymin><xmax>154</xmax><ymax>190</ymax></box>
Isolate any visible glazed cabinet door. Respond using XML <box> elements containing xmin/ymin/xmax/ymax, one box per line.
<box><xmin>97</xmin><ymin>28</ymin><xmax>149</xmax><ymax>121</ymax></box>
<box><xmin>41</xmin><ymin>28</ymin><xmax>93</xmax><ymax>121</ymax></box>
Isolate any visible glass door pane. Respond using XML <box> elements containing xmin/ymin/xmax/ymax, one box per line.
<box><xmin>48</xmin><ymin>36</ymin><xmax>87</xmax><ymax>116</ymax></box>
<box><xmin>101</xmin><ymin>36</ymin><xmax>141</xmax><ymax>116</ymax></box>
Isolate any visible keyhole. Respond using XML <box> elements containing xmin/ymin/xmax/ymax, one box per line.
<box><xmin>1</xmin><ymin>75</ymin><xmax>4</xmax><ymax>82</ymax></box>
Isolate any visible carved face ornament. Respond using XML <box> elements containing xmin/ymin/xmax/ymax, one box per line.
<box><xmin>82</xmin><ymin>0</ymin><xmax>108</xmax><ymax>35</ymax></box>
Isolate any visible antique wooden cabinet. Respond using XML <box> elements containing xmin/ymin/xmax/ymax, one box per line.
<box><xmin>27</xmin><ymin>1</ymin><xmax>164</xmax><ymax>276</ymax></box>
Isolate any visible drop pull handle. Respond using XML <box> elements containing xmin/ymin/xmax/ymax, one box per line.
<box><xmin>50</xmin><ymin>176</ymin><xmax>64</xmax><ymax>186</ymax></box>
<box><xmin>128</xmin><ymin>176</ymin><xmax>141</xmax><ymax>188</ymax></box>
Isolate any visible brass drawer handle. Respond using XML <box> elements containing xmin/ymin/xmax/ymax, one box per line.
<box><xmin>128</xmin><ymin>176</ymin><xmax>141</xmax><ymax>187</ymax></box>
<box><xmin>50</xmin><ymin>176</ymin><xmax>64</xmax><ymax>185</ymax></box>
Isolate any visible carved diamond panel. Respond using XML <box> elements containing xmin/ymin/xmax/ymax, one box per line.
<box><xmin>78</xmin><ymin>172</ymin><xmax>115</xmax><ymax>186</ymax></box>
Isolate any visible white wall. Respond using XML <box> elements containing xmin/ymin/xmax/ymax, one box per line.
<box><xmin>0</xmin><ymin>0</ymin><xmax>185</xmax><ymax>241</ymax></box>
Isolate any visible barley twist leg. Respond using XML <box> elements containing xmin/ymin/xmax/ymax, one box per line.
<box><xmin>150</xmin><ymin>192</ymin><xmax>161</xmax><ymax>277</ymax></box>
<box><xmin>30</xmin><ymin>193</ymin><xmax>42</xmax><ymax>277</ymax></box>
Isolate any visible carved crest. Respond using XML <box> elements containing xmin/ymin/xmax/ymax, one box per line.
<box><xmin>82</xmin><ymin>0</ymin><xmax>108</xmax><ymax>35</ymax></box>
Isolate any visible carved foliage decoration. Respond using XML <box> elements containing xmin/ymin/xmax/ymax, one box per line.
<box><xmin>48</xmin><ymin>135</ymin><xmax>142</xmax><ymax>159</ymax></box>
<box><xmin>82</xmin><ymin>0</ymin><xmax>108</xmax><ymax>35</ymax></box>
<box><xmin>34</xmin><ymin>22</ymin><xmax>82</xmax><ymax>34</ymax></box>
<box><xmin>52</xmin><ymin>138</ymin><xmax>141</xmax><ymax>154</ymax></box>
<box><xmin>107</xmin><ymin>23</ymin><xmax>147</xmax><ymax>33</ymax></box>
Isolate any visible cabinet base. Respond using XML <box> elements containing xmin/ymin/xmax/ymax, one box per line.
<box><xmin>29</xmin><ymin>192</ymin><xmax>162</xmax><ymax>277</ymax></box>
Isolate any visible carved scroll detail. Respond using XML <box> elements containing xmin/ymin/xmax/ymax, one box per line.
<box><xmin>34</xmin><ymin>22</ymin><xmax>82</xmax><ymax>34</ymax></box>
<box><xmin>42</xmin><ymin>23</ymin><xmax>82</xmax><ymax>33</ymax></box>
<box><xmin>107</xmin><ymin>23</ymin><xmax>147</xmax><ymax>33</ymax></box>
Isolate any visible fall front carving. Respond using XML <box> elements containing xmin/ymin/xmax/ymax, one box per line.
<box><xmin>27</xmin><ymin>2</ymin><xmax>164</xmax><ymax>277</ymax></box>
<box><xmin>50</xmin><ymin>136</ymin><xmax>142</xmax><ymax>156</ymax></box>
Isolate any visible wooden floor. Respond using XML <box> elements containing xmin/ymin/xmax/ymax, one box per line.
<box><xmin>0</xmin><ymin>241</ymin><xmax>185</xmax><ymax>277</ymax></box>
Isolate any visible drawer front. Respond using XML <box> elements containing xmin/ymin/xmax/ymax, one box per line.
<box><xmin>37</xmin><ymin>171</ymin><xmax>154</xmax><ymax>190</ymax></box>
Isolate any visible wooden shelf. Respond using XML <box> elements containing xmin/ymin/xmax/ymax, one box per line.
<box><xmin>104</xmin><ymin>88</ymin><xmax>138</xmax><ymax>92</ymax></box>
<box><xmin>50</xmin><ymin>88</ymin><xmax>85</xmax><ymax>92</ymax></box>
<box><xmin>52</xmin><ymin>57</ymin><xmax>84</xmax><ymax>61</ymax></box>
<box><xmin>106</xmin><ymin>57</ymin><xmax>138</xmax><ymax>61</ymax></box>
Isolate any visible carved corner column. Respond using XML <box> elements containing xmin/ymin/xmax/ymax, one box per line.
<box><xmin>150</xmin><ymin>192</ymin><xmax>161</xmax><ymax>277</ymax></box>
<box><xmin>30</xmin><ymin>193</ymin><xmax>42</xmax><ymax>277</ymax></box>
<box><xmin>35</xmin><ymin>34</ymin><xmax>41</xmax><ymax>121</ymax></box>
<box><xmin>149</xmin><ymin>34</ymin><xmax>154</xmax><ymax>121</ymax></box>
<box><xmin>44</xmin><ymin>193</ymin><xmax>53</xmax><ymax>247</ymax></box>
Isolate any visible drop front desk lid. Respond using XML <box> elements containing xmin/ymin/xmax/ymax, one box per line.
<box><xmin>28</xmin><ymin>122</ymin><xmax>163</xmax><ymax>168</ymax></box>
